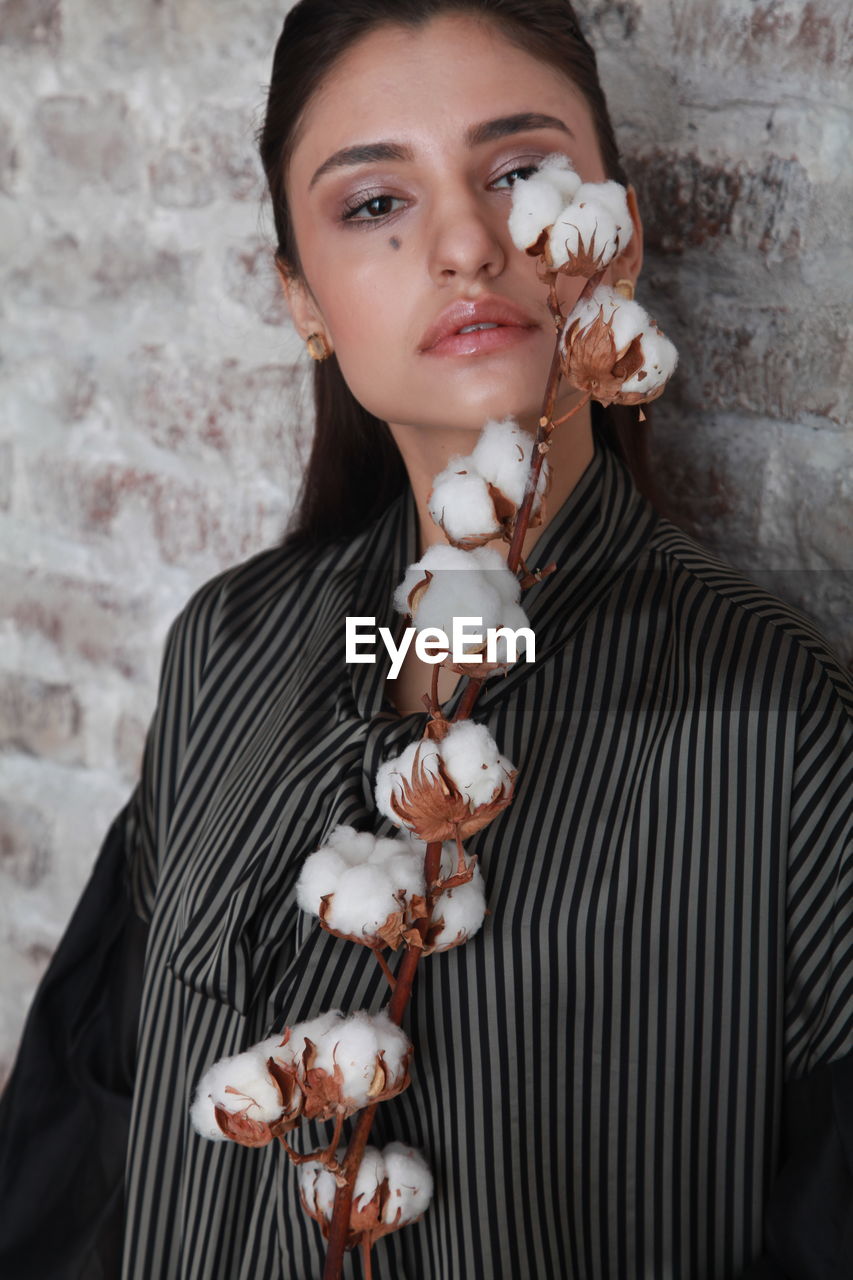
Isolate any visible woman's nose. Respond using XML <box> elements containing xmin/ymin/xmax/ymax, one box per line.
<box><xmin>427</xmin><ymin>188</ymin><xmax>507</xmax><ymax>286</ymax></box>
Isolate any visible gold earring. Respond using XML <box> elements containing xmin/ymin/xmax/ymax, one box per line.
<box><xmin>614</xmin><ymin>278</ymin><xmax>635</xmax><ymax>300</ymax></box>
<box><xmin>305</xmin><ymin>332</ymin><xmax>331</xmax><ymax>362</ymax></box>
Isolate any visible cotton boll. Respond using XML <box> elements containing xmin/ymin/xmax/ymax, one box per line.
<box><xmin>549</xmin><ymin>199</ymin><xmax>620</xmax><ymax>271</ymax></box>
<box><xmin>352</xmin><ymin>1146</ymin><xmax>386</xmax><ymax>1208</ymax></box>
<box><xmin>605</xmin><ymin>297</ymin><xmax>649</xmax><ymax>354</ymax></box>
<box><xmin>197</xmin><ymin>1047</ymin><xmax>284</xmax><ymax>1122</ymax></box>
<box><xmin>439</xmin><ymin>720</ymin><xmax>514</xmax><ymax>808</ymax></box>
<box><xmin>384</xmin><ymin>852</ymin><xmax>426</xmax><ymax>900</ymax></box>
<box><xmin>189</xmin><ymin>1084</ymin><xmax>229</xmax><ymax>1141</ymax></box>
<box><xmin>508</xmin><ymin>173</ymin><xmax>565</xmax><ymax>251</ymax></box>
<box><xmin>321</xmin><ymin>1013</ymin><xmax>382</xmax><ymax>1100</ymax></box>
<box><xmin>572</xmin><ymin>180</ymin><xmax>633</xmax><ymax>252</ymax></box>
<box><xmin>380</xmin><ymin>1143</ymin><xmax>434</xmax><ymax>1224</ymax></box>
<box><xmin>326</xmin><ymin>825</ymin><xmax>378</xmax><ymax>865</ymax></box>
<box><xmin>414</xmin><ymin>571</ymin><xmax>503</xmax><ymax>639</ymax></box>
<box><xmin>507</xmin><ymin>154</ymin><xmax>582</xmax><ymax>251</ymax></box>
<box><xmin>295</xmin><ymin>848</ymin><xmax>347</xmax><ymax>916</ymax></box>
<box><xmin>287</xmin><ymin>1010</ymin><xmax>345</xmax><ymax>1065</ymax></box>
<box><xmin>427</xmin><ymin>465</ymin><xmax>500</xmax><ymax>544</ymax></box>
<box><xmin>619</xmin><ymin>326</ymin><xmax>679</xmax><ymax>394</ymax></box>
<box><xmin>538</xmin><ymin>153</ymin><xmax>583</xmax><ymax>201</ymax></box>
<box><xmin>469</xmin><ymin>544</ymin><xmax>523</xmax><ymax>608</ymax></box>
<box><xmin>486</xmin><ymin>601</ymin><xmax>533</xmax><ymax>665</ymax></box>
<box><xmin>255</xmin><ymin>1032</ymin><xmax>292</xmax><ymax>1066</ymax></box>
<box><xmin>327</xmin><ymin>864</ymin><xmax>402</xmax><ymax>937</ymax></box>
<box><xmin>470</xmin><ymin>418</ymin><xmax>549</xmax><ymax>513</ymax></box>
<box><xmin>299</xmin><ymin>1159</ymin><xmax>340</xmax><ymax>1219</ymax></box>
<box><xmin>375</xmin><ymin>738</ymin><xmax>441</xmax><ymax>828</ymax></box>
<box><xmin>370</xmin><ymin>1010</ymin><xmax>411</xmax><ymax>1080</ymax></box>
<box><xmin>393</xmin><ymin>543</ymin><xmax>478</xmax><ymax>616</ymax></box>
<box><xmin>367</xmin><ymin>835</ymin><xmax>413</xmax><ymax>866</ymax></box>
<box><xmin>431</xmin><ymin>860</ymin><xmax>487</xmax><ymax>950</ymax></box>
<box><xmin>569</xmin><ymin>284</ymin><xmax>649</xmax><ymax>355</ymax></box>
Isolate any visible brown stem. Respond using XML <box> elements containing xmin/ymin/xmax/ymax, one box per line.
<box><xmin>277</xmin><ymin>1111</ymin><xmax>345</xmax><ymax>1170</ymax></box>
<box><xmin>451</xmin><ymin>676</ymin><xmax>484</xmax><ymax>723</ymax></box>
<box><xmin>372</xmin><ymin>947</ymin><xmax>397</xmax><ymax>992</ymax></box>
<box><xmin>321</xmin><ymin>269</ymin><xmax>606</xmax><ymax>1280</ymax></box>
<box><xmin>322</xmin><ymin>841</ymin><xmax>444</xmax><ymax>1279</ymax></box>
<box><xmin>505</xmin><ymin>339</ymin><xmax>564</xmax><ymax>575</ymax></box>
<box><xmin>549</xmin><ymin>392</ymin><xmax>590</xmax><ymax>432</ymax></box>
<box><xmin>362</xmin><ymin>1235</ymin><xmax>374</xmax><ymax>1280</ymax></box>
<box><xmin>505</xmin><ymin>268</ymin><xmax>604</xmax><ymax>577</ymax></box>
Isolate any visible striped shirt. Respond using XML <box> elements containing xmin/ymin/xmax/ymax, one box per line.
<box><xmin>4</xmin><ymin>431</ymin><xmax>853</xmax><ymax>1278</ymax></box>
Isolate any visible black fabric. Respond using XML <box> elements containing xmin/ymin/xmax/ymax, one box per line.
<box><xmin>762</xmin><ymin>1052</ymin><xmax>853</xmax><ymax>1279</ymax></box>
<box><xmin>1</xmin><ymin>437</ymin><xmax>851</xmax><ymax>1277</ymax></box>
<box><xmin>0</xmin><ymin>805</ymin><xmax>148</xmax><ymax>1280</ymax></box>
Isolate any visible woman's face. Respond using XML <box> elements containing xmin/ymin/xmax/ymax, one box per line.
<box><xmin>284</xmin><ymin>14</ymin><xmax>639</xmax><ymax>435</ymax></box>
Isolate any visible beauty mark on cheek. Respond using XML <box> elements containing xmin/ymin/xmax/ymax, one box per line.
<box><xmin>389</xmin><ymin>237</ymin><xmax>401</xmax><ymax>250</ymax></box>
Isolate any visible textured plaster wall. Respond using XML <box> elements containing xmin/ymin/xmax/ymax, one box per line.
<box><xmin>0</xmin><ymin>0</ymin><xmax>851</xmax><ymax>1083</ymax></box>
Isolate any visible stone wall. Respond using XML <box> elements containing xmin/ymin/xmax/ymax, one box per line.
<box><xmin>1</xmin><ymin>0</ymin><xmax>850</xmax><ymax>1083</ymax></box>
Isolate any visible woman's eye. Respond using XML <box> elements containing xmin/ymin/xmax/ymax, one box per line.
<box><xmin>343</xmin><ymin>194</ymin><xmax>405</xmax><ymax>222</ymax></box>
<box><xmin>492</xmin><ymin>163</ymin><xmax>541</xmax><ymax>190</ymax></box>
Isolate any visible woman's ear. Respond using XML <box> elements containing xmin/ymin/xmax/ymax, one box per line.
<box><xmin>274</xmin><ymin>256</ymin><xmax>332</xmax><ymax>348</ymax></box>
<box><xmin>608</xmin><ymin>183</ymin><xmax>644</xmax><ymax>291</ymax></box>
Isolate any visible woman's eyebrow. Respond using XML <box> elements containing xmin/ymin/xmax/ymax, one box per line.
<box><xmin>309</xmin><ymin>112</ymin><xmax>573</xmax><ymax>188</ymax></box>
<box><xmin>466</xmin><ymin>112</ymin><xmax>574</xmax><ymax>146</ymax></box>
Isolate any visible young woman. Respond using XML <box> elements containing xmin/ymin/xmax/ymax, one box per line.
<box><xmin>1</xmin><ymin>3</ymin><xmax>851</xmax><ymax>1278</ymax></box>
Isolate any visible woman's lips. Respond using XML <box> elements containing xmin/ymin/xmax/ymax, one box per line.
<box><xmin>422</xmin><ymin>323</ymin><xmax>539</xmax><ymax>357</ymax></box>
<box><xmin>418</xmin><ymin>296</ymin><xmax>541</xmax><ymax>358</ymax></box>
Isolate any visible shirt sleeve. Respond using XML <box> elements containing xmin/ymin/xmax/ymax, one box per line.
<box><xmin>0</xmin><ymin>804</ymin><xmax>148</xmax><ymax>1280</ymax></box>
<box><xmin>783</xmin><ymin>650</ymin><xmax>853</xmax><ymax>1079</ymax></box>
<box><xmin>0</xmin><ymin>590</ymin><xmax>214</xmax><ymax>1278</ymax></box>
<box><xmin>742</xmin><ymin>650</ymin><xmax>853</xmax><ymax>1279</ymax></box>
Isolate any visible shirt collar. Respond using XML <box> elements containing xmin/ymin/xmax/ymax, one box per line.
<box><xmin>344</xmin><ymin>429</ymin><xmax>660</xmax><ymax>721</ymax></box>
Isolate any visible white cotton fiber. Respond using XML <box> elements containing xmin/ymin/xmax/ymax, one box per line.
<box><xmin>368</xmin><ymin>835</ymin><xmax>414</xmax><ymax>865</ymax></box>
<box><xmin>297</xmin><ymin>827</ymin><xmax>427</xmax><ymax>939</ymax></box>
<box><xmin>508</xmin><ymin>173</ymin><xmax>564</xmax><ymax>251</ymax></box>
<box><xmin>352</xmin><ymin>1145</ymin><xmax>386</xmax><ymax>1208</ymax></box>
<box><xmin>549</xmin><ymin>199</ymin><xmax>619</xmax><ymax>271</ymax></box>
<box><xmin>393</xmin><ymin>543</ymin><xmax>472</xmax><ymax>615</ymax></box>
<box><xmin>566</xmin><ymin>284</ymin><xmax>647</xmax><ymax>354</ymax></box>
<box><xmin>286</xmin><ymin>1009</ymin><xmax>345</xmax><ymax>1066</ymax></box>
<box><xmin>470</xmin><ymin>417</ymin><xmax>548</xmax><ymax>512</ymax></box>
<box><xmin>326</xmin><ymin>825</ymin><xmax>377</xmax><ymax>865</ymax></box>
<box><xmin>380</xmin><ymin>1142</ymin><xmax>434</xmax><ymax>1224</ymax></box>
<box><xmin>395</xmin><ymin>542</ymin><xmax>522</xmax><ymax>646</ymax></box>
<box><xmin>538</xmin><ymin>153</ymin><xmax>584</xmax><ymax>201</ymax></box>
<box><xmin>193</xmin><ymin>1046</ymin><xmax>284</xmax><ymax>1125</ymax></box>
<box><xmin>371</xmin><ymin>1009</ymin><xmax>411</xmax><ymax>1065</ymax></box>
<box><xmin>507</xmin><ymin>153</ymin><xmax>582</xmax><ymax>251</ymax></box>
<box><xmin>384</xmin><ymin>851</ymin><xmax>425</xmax><ymax>899</ymax></box>
<box><xmin>319</xmin><ymin>1013</ymin><xmax>382</xmax><ymax>1099</ymax></box>
<box><xmin>325</xmin><ymin>863</ymin><xmax>402</xmax><ymax>937</ymax></box>
<box><xmin>375</xmin><ymin>738</ymin><xmax>441</xmax><ymax>829</ymax></box>
<box><xmin>572</xmin><ymin>180</ymin><xmax>633</xmax><ymax>251</ymax></box>
<box><xmin>468</xmin><ymin>544</ymin><xmax>523</xmax><ymax>607</ymax></box>
<box><xmin>310</xmin><ymin>1010</ymin><xmax>410</xmax><ymax>1104</ymax></box>
<box><xmin>619</xmin><ymin>326</ymin><xmax>679</xmax><ymax>394</ymax></box>
<box><xmin>427</xmin><ymin>465</ymin><xmax>500</xmax><ymax>543</ymax></box>
<box><xmin>189</xmin><ymin>1085</ymin><xmax>229</xmax><ymax>1141</ymax></box>
<box><xmin>295</xmin><ymin>848</ymin><xmax>347</xmax><ymax>915</ymax></box>
<box><xmin>431</xmin><ymin>859</ymin><xmax>487</xmax><ymax>950</ymax></box>
<box><xmin>255</xmin><ymin>1031</ymin><xmax>292</xmax><ymax>1066</ymax></box>
<box><xmin>298</xmin><ymin>1159</ymin><xmax>340</xmax><ymax>1219</ymax></box>
<box><xmin>487</xmin><ymin>601</ymin><xmax>532</xmax><ymax>664</ymax></box>
<box><xmin>439</xmin><ymin>720</ymin><xmax>514</xmax><ymax>808</ymax></box>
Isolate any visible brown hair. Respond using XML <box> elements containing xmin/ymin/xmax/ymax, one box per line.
<box><xmin>258</xmin><ymin>0</ymin><xmax>660</xmax><ymax>546</ymax></box>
